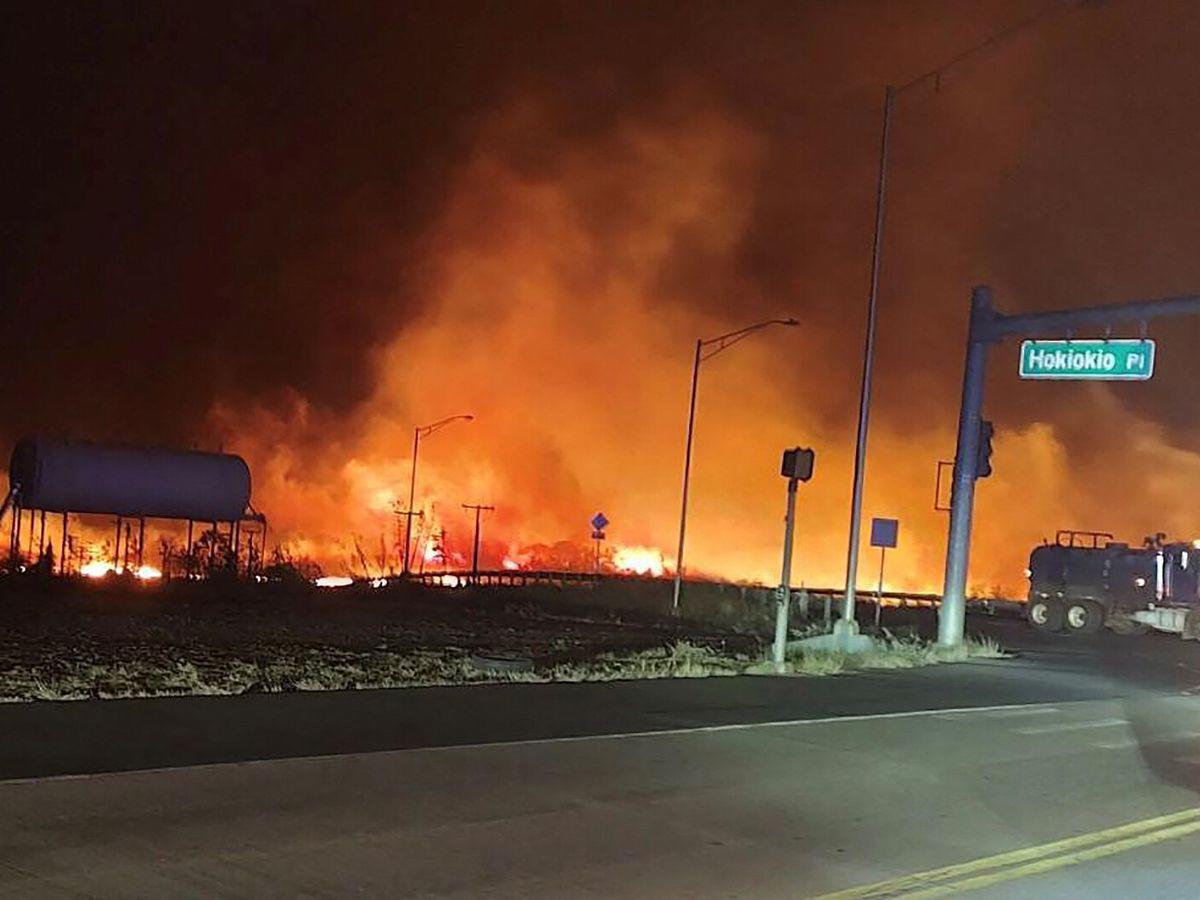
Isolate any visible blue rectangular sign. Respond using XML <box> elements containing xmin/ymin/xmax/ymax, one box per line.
<box><xmin>870</xmin><ymin>517</ymin><xmax>899</xmax><ymax>549</ymax></box>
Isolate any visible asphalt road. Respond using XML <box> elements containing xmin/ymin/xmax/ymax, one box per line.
<box><xmin>4</xmin><ymin>615</ymin><xmax>1200</xmax><ymax>897</ymax></box>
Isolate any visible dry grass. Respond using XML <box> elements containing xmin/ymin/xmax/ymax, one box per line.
<box><xmin>0</xmin><ymin>633</ymin><xmax>1008</xmax><ymax>702</ymax></box>
<box><xmin>509</xmin><ymin>641</ymin><xmax>749</xmax><ymax>683</ymax></box>
<box><xmin>0</xmin><ymin>641</ymin><xmax>757</xmax><ymax>701</ymax></box>
<box><xmin>784</xmin><ymin>632</ymin><xmax>1009</xmax><ymax>676</ymax></box>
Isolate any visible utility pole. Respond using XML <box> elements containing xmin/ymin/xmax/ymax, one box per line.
<box><xmin>60</xmin><ymin>511</ymin><xmax>68</xmax><ymax>575</ymax></box>
<box><xmin>394</xmin><ymin>505</ymin><xmax>423</xmax><ymax>571</ymax></box>
<box><xmin>940</xmin><ymin>286</ymin><xmax>1200</xmax><ymax>646</ymax></box>
<box><xmin>462</xmin><ymin>503</ymin><xmax>494</xmax><ymax>583</ymax></box>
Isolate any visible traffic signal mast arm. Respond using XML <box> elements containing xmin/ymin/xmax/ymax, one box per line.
<box><xmin>940</xmin><ymin>286</ymin><xmax>1200</xmax><ymax>649</ymax></box>
<box><xmin>974</xmin><ymin>292</ymin><xmax>1200</xmax><ymax>343</ymax></box>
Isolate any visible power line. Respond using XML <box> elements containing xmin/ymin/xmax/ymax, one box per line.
<box><xmin>899</xmin><ymin>0</ymin><xmax>1090</xmax><ymax>95</ymax></box>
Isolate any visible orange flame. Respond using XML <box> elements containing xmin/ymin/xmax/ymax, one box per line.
<box><xmin>612</xmin><ymin>545</ymin><xmax>666</xmax><ymax>577</ymax></box>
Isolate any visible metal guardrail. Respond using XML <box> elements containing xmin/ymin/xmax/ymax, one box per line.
<box><xmin>392</xmin><ymin>570</ymin><xmax>1023</xmax><ymax>612</ymax></box>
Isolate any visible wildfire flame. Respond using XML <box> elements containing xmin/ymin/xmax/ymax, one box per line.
<box><xmin>79</xmin><ymin>560</ymin><xmax>113</xmax><ymax>579</ymax></box>
<box><xmin>79</xmin><ymin>561</ymin><xmax>162</xmax><ymax>581</ymax></box>
<box><xmin>612</xmin><ymin>545</ymin><xmax>666</xmax><ymax>577</ymax></box>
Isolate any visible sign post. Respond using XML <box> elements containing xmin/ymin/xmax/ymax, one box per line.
<box><xmin>590</xmin><ymin>512</ymin><xmax>608</xmax><ymax>573</ymax></box>
<box><xmin>773</xmin><ymin>448</ymin><xmax>815</xmax><ymax>669</ymax></box>
<box><xmin>870</xmin><ymin>517</ymin><xmax>899</xmax><ymax>629</ymax></box>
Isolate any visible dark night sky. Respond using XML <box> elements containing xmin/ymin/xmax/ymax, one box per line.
<box><xmin>2</xmin><ymin>1</ymin><xmax>802</xmax><ymax>442</ymax></box>
<box><xmin>0</xmin><ymin>0</ymin><xmax>1050</xmax><ymax>444</ymax></box>
<box><xmin>2</xmin><ymin>2</ymin><xmax>503</xmax><ymax>441</ymax></box>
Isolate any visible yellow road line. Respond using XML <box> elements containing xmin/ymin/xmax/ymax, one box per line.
<box><xmin>902</xmin><ymin>819</ymin><xmax>1200</xmax><ymax>898</ymax></box>
<box><xmin>817</xmin><ymin>806</ymin><xmax>1200</xmax><ymax>899</ymax></box>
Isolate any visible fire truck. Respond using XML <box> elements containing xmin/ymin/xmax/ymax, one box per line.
<box><xmin>1026</xmin><ymin>530</ymin><xmax>1200</xmax><ymax>638</ymax></box>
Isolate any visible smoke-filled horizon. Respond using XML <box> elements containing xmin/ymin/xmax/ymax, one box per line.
<box><xmin>5</xmin><ymin>1</ymin><xmax>1200</xmax><ymax>593</ymax></box>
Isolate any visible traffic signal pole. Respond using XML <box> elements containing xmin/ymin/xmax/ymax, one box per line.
<box><xmin>772</xmin><ymin>476</ymin><xmax>800</xmax><ymax>669</ymax></box>
<box><xmin>939</xmin><ymin>287</ymin><xmax>993</xmax><ymax>646</ymax></box>
<box><xmin>940</xmin><ymin>285</ymin><xmax>1200</xmax><ymax>647</ymax></box>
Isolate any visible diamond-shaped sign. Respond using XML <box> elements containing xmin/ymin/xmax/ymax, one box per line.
<box><xmin>591</xmin><ymin>512</ymin><xmax>609</xmax><ymax>532</ymax></box>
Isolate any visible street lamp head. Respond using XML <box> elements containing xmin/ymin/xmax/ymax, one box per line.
<box><xmin>782</xmin><ymin>317</ymin><xmax>800</xmax><ymax>327</ymax></box>
<box><xmin>415</xmin><ymin>415</ymin><xmax>475</xmax><ymax>439</ymax></box>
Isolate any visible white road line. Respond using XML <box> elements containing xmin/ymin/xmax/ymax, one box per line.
<box><xmin>411</xmin><ymin>702</ymin><xmax>1071</xmax><ymax>751</ymax></box>
<box><xmin>935</xmin><ymin>706</ymin><xmax>1061</xmax><ymax>721</ymax></box>
<box><xmin>0</xmin><ymin>700</ymin><xmax>1069</xmax><ymax>786</ymax></box>
<box><xmin>1094</xmin><ymin>736</ymin><xmax>1142</xmax><ymax>750</ymax></box>
<box><xmin>1094</xmin><ymin>731</ymin><xmax>1200</xmax><ymax>751</ymax></box>
<box><xmin>1017</xmin><ymin>717</ymin><xmax>1129</xmax><ymax>735</ymax></box>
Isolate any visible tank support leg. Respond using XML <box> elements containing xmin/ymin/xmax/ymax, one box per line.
<box><xmin>114</xmin><ymin>517</ymin><xmax>122</xmax><ymax>569</ymax></box>
<box><xmin>137</xmin><ymin>517</ymin><xmax>145</xmax><ymax>570</ymax></box>
<box><xmin>61</xmin><ymin>512</ymin><xmax>68</xmax><ymax>575</ymax></box>
<box><xmin>11</xmin><ymin>502</ymin><xmax>20</xmax><ymax>566</ymax></box>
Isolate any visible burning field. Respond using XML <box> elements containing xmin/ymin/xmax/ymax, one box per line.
<box><xmin>0</xmin><ymin>573</ymin><xmax>1008</xmax><ymax>702</ymax></box>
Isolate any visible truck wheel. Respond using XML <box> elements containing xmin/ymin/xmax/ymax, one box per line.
<box><xmin>1063</xmin><ymin>599</ymin><xmax>1104</xmax><ymax>635</ymax></box>
<box><xmin>1028</xmin><ymin>598</ymin><xmax>1064</xmax><ymax>632</ymax></box>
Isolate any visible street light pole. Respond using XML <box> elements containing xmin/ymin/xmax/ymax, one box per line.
<box><xmin>402</xmin><ymin>413</ymin><xmax>474</xmax><ymax>576</ymax></box>
<box><xmin>839</xmin><ymin>2</ymin><xmax>1086</xmax><ymax>636</ymax></box>
<box><xmin>671</xmin><ymin>339</ymin><xmax>702</xmax><ymax>613</ymax></box>
<box><xmin>842</xmin><ymin>85</ymin><xmax>894</xmax><ymax>626</ymax></box>
<box><xmin>671</xmin><ymin>317</ymin><xmax>799</xmax><ymax>613</ymax></box>
<box><xmin>403</xmin><ymin>427</ymin><xmax>420</xmax><ymax>575</ymax></box>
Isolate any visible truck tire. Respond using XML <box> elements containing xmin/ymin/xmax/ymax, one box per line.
<box><xmin>1028</xmin><ymin>597</ymin><xmax>1064</xmax><ymax>632</ymax></box>
<box><xmin>1063</xmin><ymin>599</ymin><xmax>1104</xmax><ymax>635</ymax></box>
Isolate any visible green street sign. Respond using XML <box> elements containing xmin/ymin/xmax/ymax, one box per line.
<box><xmin>1019</xmin><ymin>339</ymin><xmax>1155</xmax><ymax>381</ymax></box>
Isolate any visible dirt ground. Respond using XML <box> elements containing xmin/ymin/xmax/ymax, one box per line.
<box><xmin>0</xmin><ymin>574</ymin><xmax>763</xmax><ymax>700</ymax></box>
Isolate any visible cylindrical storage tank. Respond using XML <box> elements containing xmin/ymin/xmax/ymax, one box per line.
<box><xmin>9</xmin><ymin>437</ymin><xmax>251</xmax><ymax>521</ymax></box>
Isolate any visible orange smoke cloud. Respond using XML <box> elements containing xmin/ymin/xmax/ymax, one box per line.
<box><xmin>207</xmin><ymin>86</ymin><xmax>1200</xmax><ymax>597</ymax></box>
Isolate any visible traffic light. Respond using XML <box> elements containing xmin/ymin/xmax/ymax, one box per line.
<box><xmin>781</xmin><ymin>447</ymin><xmax>815</xmax><ymax>481</ymax></box>
<box><xmin>976</xmin><ymin>419</ymin><xmax>994</xmax><ymax>479</ymax></box>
